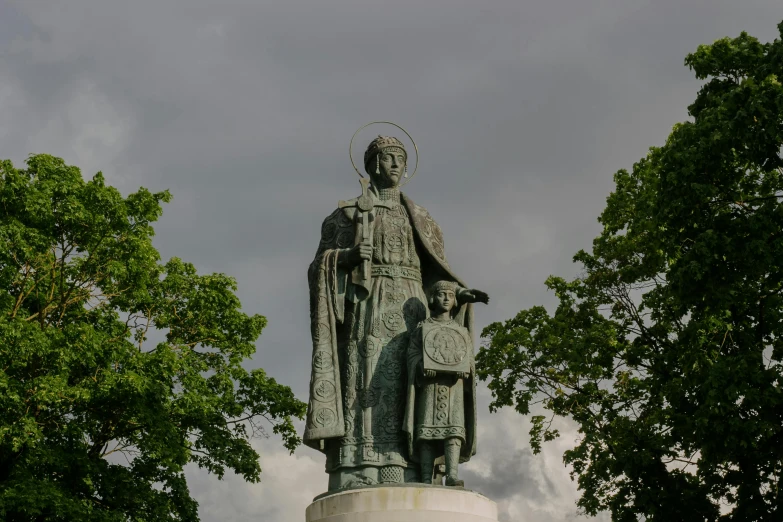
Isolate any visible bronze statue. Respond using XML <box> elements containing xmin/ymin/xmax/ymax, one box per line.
<box><xmin>303</xmin><ymin>125</ymin><xmax>488</xmax><ymax>491</ymax></box>
<box><xmin>405</xmin><ymin>280</ymin><xmax>475</xmax><ymax>487</ymax></box>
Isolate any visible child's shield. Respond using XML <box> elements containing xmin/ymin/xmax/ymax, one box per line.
<box><xmin>421</xmin><ymin>321</ymin><xmax>472</xmax><ymax>374</ymax></box>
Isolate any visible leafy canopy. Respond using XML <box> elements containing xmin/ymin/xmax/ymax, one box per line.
<box><xmin>0</xmin><ymin>155</ymin><xmax>306</xmax><ymax>521</ymax></box>
<box><xmin>477</xmin><ymin>22</ymin><xmax>783</xmax><ymax>521</ymax></box>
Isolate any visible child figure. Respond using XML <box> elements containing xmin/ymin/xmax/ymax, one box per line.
<box><xmin>404</xmin><ymin>280</ymin><xmax>479</xmax><ymax>487</ymax></box>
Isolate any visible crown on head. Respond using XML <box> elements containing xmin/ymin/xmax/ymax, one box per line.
<box><xmin>429</xmin><ymin>280</ymin><xmax>459</xmax><ymax>296</ymax></box>
<box><xmin>364</xmin><ymin>135</ymin><xmax>408</xmax><ymax>171</ymax></box>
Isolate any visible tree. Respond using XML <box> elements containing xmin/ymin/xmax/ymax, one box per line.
<box><xmin>477</xmin><ymin>22</ymin><xmax>783</xmax><ymax>521</ymax></box>
<box><xmin>0</xmin><ymin>155</ymin><xmax>306</xmax><ymax>521</ymax></box>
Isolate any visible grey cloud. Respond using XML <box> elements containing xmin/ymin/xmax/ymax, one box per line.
<box><xmin>1</xmin><ymin>0</ymin><xmax>781</xmax><ymax>519</ymax></box>
<box><xmin>463</xmin><ymin>448</ymin><xmax>557</xmax><ymax>503</ymax></box>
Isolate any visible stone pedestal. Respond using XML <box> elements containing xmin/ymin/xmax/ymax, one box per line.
<box><xmin>306</xmin><ymin>485</ymin><xmax>498</xmax><ymax>522</ymax></box>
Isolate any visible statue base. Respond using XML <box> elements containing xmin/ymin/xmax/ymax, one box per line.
<box><xmin>305</xmin><ymin>484</ymin><xmax>498</xmax><ymax>522</ymax></box>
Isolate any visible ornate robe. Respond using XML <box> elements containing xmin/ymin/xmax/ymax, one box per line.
<box><xmin>304</xmin><ymin>187</ymin><xmax>475</xmax><ymax>491</ymax></box>
<box><xmin>405</xmin><ymin>318</ymin><xmax>477</xmax><ymax>464</ymax></box>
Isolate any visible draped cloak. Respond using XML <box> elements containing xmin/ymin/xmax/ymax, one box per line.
<box><xmin>303</xmin><ymin>191</ymin><xmax>477</xmax><ymax>472</ymax></box>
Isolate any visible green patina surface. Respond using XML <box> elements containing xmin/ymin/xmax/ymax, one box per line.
<box><xmin>303</xmin><ymin>135</ymin><xmax>489</xmax><ymax>492</ymax></box>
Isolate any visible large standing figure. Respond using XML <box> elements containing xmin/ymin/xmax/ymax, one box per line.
<box><xmin>303</xmin><ymin>135</ymin><xmax>488</xmax><ymax>491</ymax></box>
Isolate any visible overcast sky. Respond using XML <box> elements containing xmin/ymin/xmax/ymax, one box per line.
<box><xmin>1</xmin><ymin>1</ymin><xmax>781</xmax><ymax>520</ymax></box>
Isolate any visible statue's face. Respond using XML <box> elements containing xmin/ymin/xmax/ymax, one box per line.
<box><xmin>374</xmin><ymin>150</ymin><xmax>406</xmax><ymax>188</ymax></box>
<box><xmin>433</xmin><ymin>290</ymin><xmax>456</xmax><ymax>313</ymax></box>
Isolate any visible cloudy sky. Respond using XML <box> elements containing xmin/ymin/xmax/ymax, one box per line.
<box><xmin>1</xmin><ymin>1</ymin><xmax>781</xmax><ymax>520</ymax></box>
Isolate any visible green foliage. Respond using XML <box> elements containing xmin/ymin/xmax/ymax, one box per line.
<box><xmin>477</xmin><ymin>22</ymin><xmax>783</xmax><ymax>521</ymax></box>
<box><xmin>0</xmin><ymin>155</ymin><xmax>306</xmax><ymax>521</ymax></box>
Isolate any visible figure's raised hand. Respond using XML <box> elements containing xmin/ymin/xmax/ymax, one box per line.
<box><xmin>338</xmin><ymin>242</ymin><xmax>373</xmax><ymax>269</ymax></box>
<box><xmin>459</xmin><ymin>288</ymin><xmax>490</xmax><ymax>305</ymax></box>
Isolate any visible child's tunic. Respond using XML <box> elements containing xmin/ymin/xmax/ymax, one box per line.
<box><xmin>406</xmin><ymin>318</ymin><xmax>471</xmax><ymax>451</ymax></box>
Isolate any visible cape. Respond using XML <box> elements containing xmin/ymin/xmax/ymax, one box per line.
<box><xmin>303</xmin><ymin>191</ymin><xmax>476</xmax><ymax>462</ymax></box>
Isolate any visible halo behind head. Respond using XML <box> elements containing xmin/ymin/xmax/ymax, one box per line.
<box><xmin>349</xmin><ymin>121</ymin><xmax>419</xmax><ymax>187</ymax></box>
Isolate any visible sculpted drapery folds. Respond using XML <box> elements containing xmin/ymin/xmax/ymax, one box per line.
<box><xmin>303</xmin><ymin>135</ymin><xmax>480</xmax><ymax>491</ymax></box>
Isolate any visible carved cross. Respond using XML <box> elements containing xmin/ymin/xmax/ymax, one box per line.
<box><xmin>337</xmin><ymin>177</ymin><xmax>393</xmax><ymax>291</ymax></box>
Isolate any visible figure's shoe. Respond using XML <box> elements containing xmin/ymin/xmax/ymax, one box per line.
<box><xmin>445</xmin><ymin>477</ymin><xmax>464</xmax><ymax>487</ymax></box>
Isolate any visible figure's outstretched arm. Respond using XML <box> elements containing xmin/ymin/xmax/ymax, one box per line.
<box><xmin>456</xmin><ymin>287</ymin><xmax>490</xmax><ymax>305</ymax></box>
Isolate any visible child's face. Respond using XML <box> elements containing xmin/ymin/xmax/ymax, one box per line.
<box><xmin>433</xmin><ymin>290</ymin><xmax>456</xmax><ymax>313</ymax></box>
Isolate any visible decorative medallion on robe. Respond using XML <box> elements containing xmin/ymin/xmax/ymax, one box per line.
<box><xmin>421</xmin><ymin>320</ymin><xmax>472</xmax><ymax>374</ymax></box>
